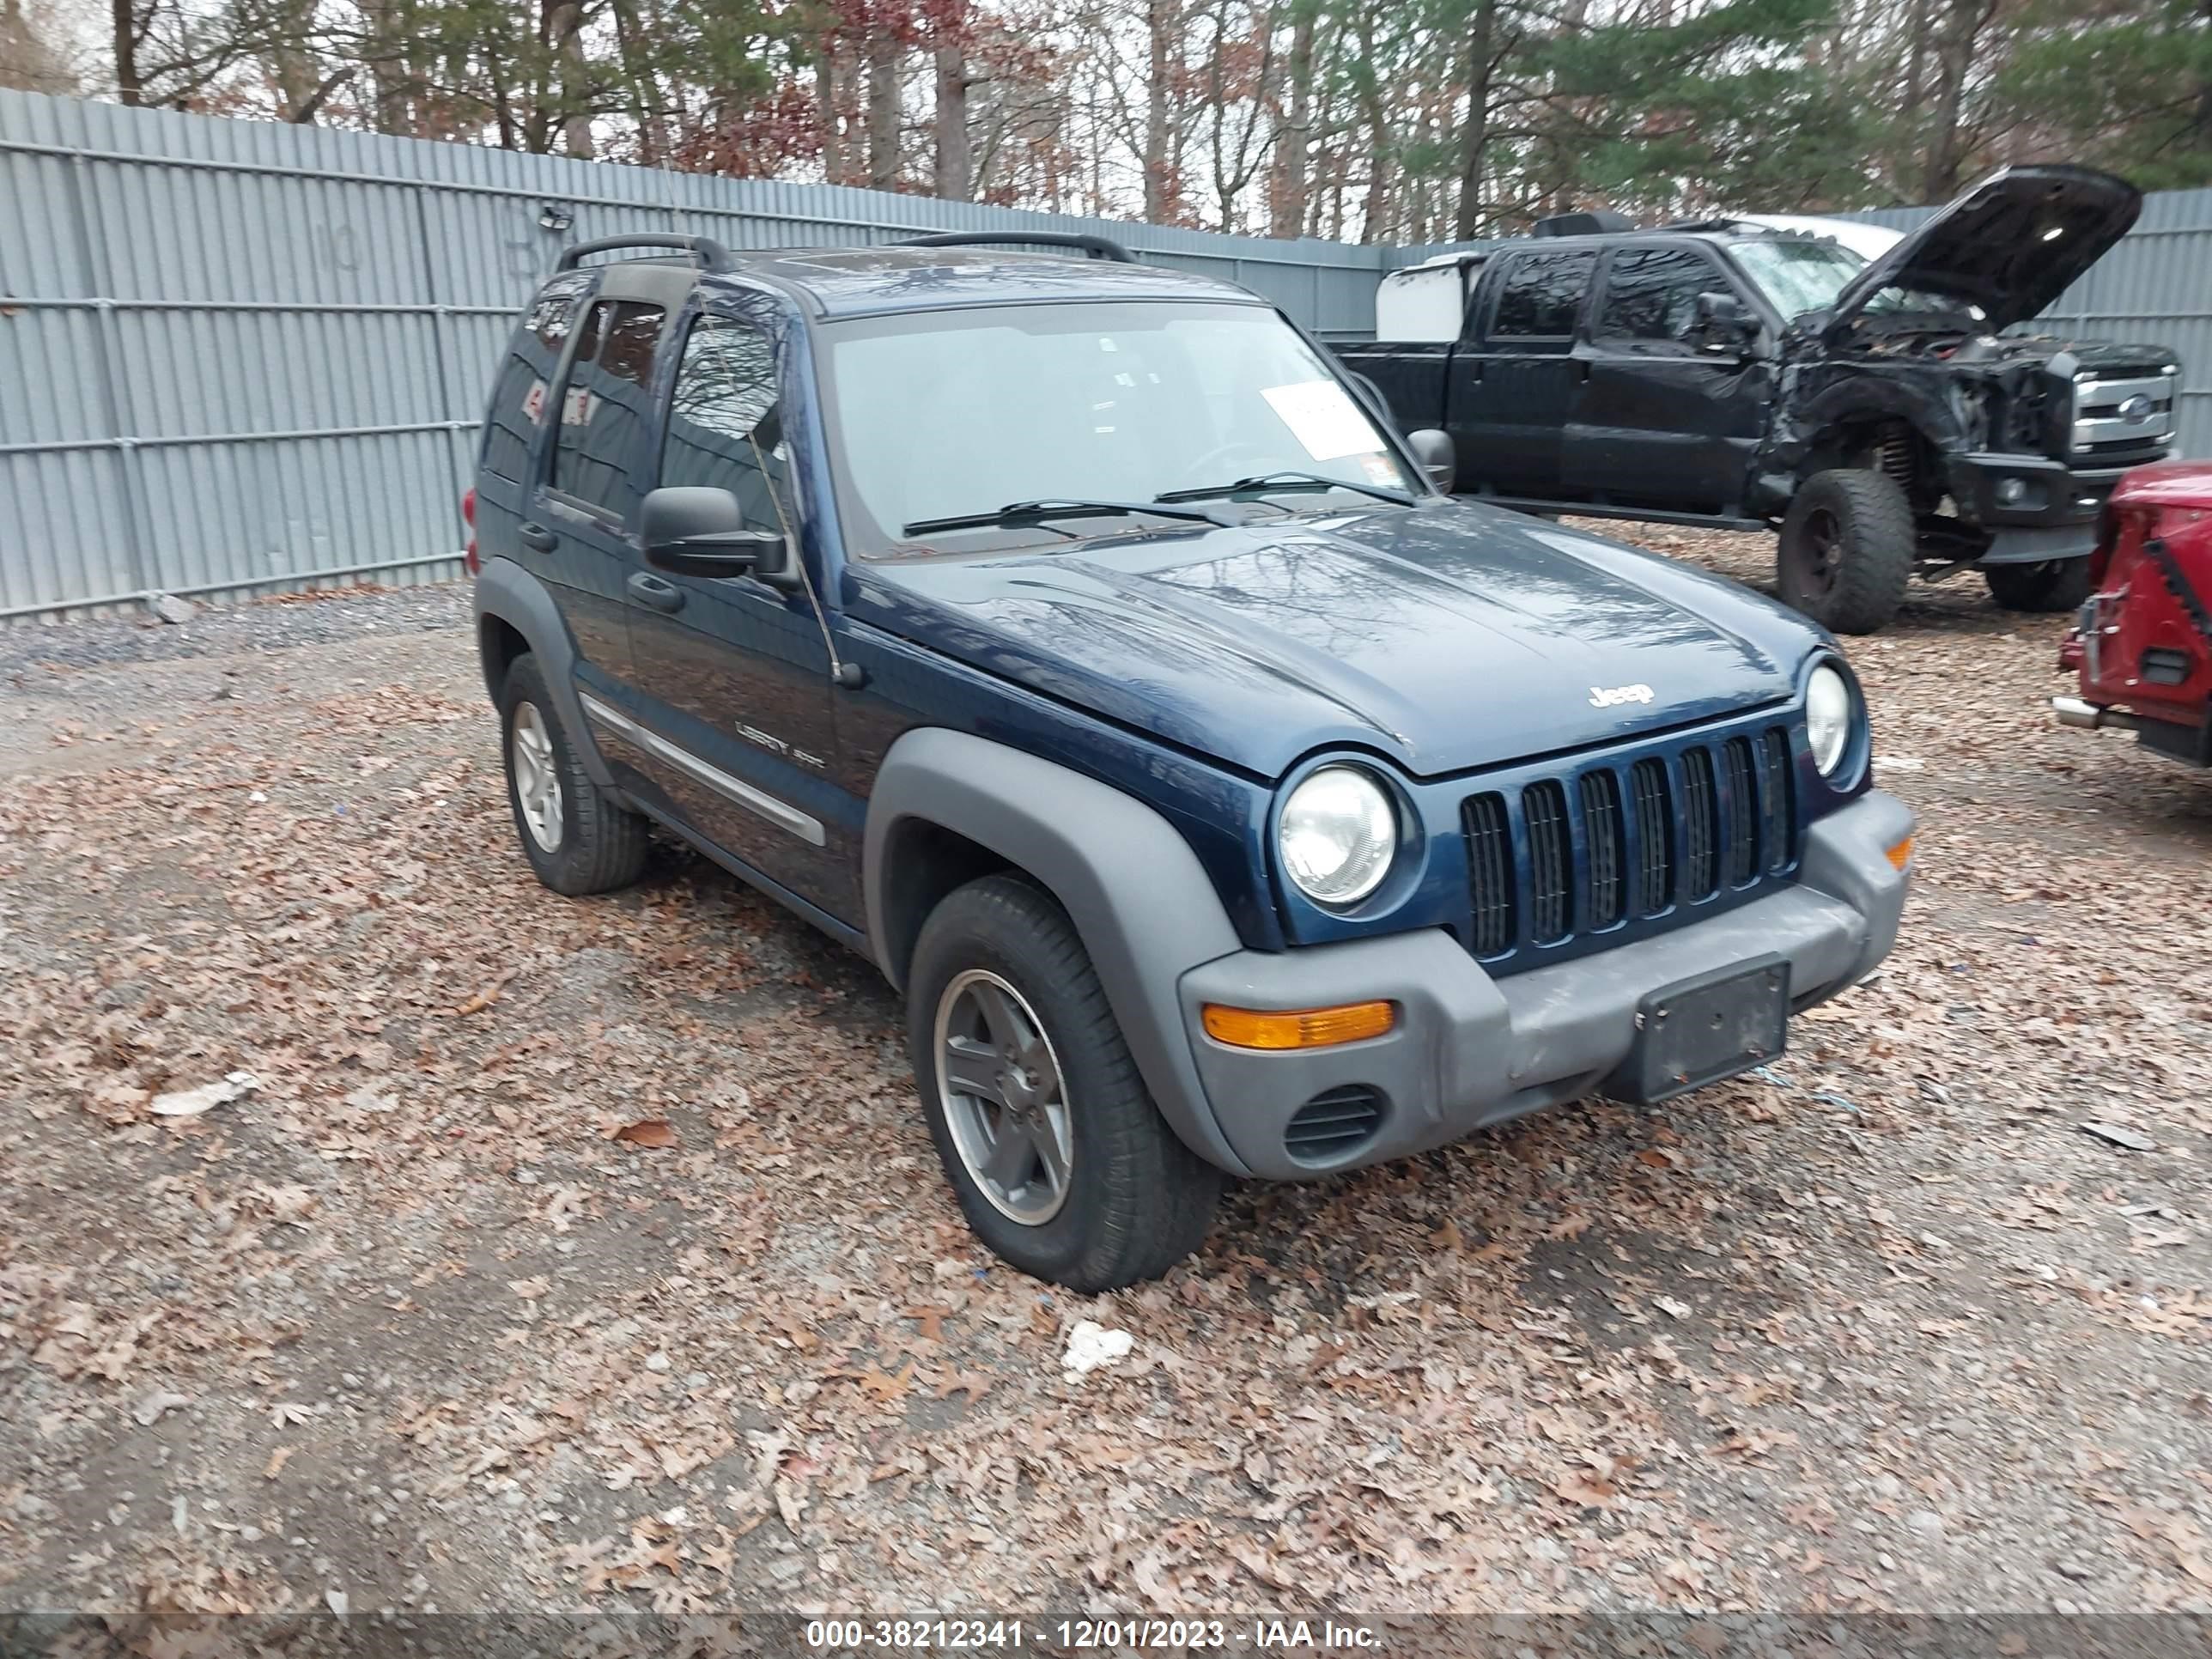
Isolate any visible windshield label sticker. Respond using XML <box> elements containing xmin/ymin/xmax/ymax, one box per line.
<box><xmin>1360</xmin><ymin>453</ymin><xmax>1401</xmax><ymax>487</ymax></box>
<box><xmin>1262</xmin><ymin>380</ymin><xmax>1378</xmax><ymax>462</ymax></box>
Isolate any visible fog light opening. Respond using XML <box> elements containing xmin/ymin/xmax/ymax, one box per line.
<box><xmin>1201</xmin><ymin>1000</ymin><xmax>1396</xmax><ymax>1050</ymax></box>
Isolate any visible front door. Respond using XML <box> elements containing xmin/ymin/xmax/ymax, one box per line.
<box><xmin>1450</xmin><ymin>247</ymin><xmax>1597</xmax><ymax>501</ymax></box>
<box><xmin>615</xmin><ymin>299</ymin><xmax>846</xmax><ymax>914</ymax></box>
<box><xmin>1565</xmin><ymin>244</ymin><xmax>1774</xmax><ymax>515</ymax></box>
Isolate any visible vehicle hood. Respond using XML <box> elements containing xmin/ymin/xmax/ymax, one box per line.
<box><xmin>1821</xmin><ymin>164</ymin><xmax>2141</xmax><ymax>340</ymax></box>
<box><xmin>2112</xmin><ymin>459</ymin><xmax>2212</xmax><ymax>510</ymax></box>
<box><xmin>843</xmin><ymin>501</ymin><xmax>1820</xmax><ymax>781</ymax></box>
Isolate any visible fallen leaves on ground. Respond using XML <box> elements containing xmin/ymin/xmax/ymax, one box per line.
<box><xmin>2</xmin><ymin>544</ymin><xmax>2209</xmax><ymax>1619</ymax></box>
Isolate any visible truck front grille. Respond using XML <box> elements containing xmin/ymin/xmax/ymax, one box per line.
<box><xmin>2071</xmin><ymin>370</ymin><xmax>2176</xmax><ymax>459</ymax></box>
<box><xmin>1460</xmin><ymin>723</ymin><xmax>1798</xmax><ymax>969</ymax></box>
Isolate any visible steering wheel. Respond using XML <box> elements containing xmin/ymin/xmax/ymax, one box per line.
<box><xmin>1175</xmin><ymin>441</ymin><xmax>1276</xmax><ymax>490</ymax></box>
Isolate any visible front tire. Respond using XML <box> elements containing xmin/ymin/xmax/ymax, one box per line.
<box><xmin>1984</xmin><ymin>557</ymin><xmax>2093</xmax><ymax>613</ymax></box>
<box><xmin>907</xmin><ymin>874</ymin><xmax>1224</xmax><ymax>1291</ymax></box>
<box><xmin>1778</xmin><ymin>469</ymin><xmax>1914</xmax><ymax>635</ymax></box>
<box><xmin>498</xmin><ymin>653</ymin><xmax>649</xmax><ymax>896</ymax></box>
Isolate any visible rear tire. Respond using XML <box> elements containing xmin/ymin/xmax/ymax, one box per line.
<box><xmin>498</xmin><ymin>653</ymin><xmax>649</xmax><ymax>896</ymax></box>
<box><xmin>1984</xmin><ymin>557</ymin><xmax>2093</xmax><ymax>613</ymax></box>
<box><xmin>907</xmin><ymin>874</ymin><xmax>1224</xmax><ymax>1291</ymax></box>
<box><xmin>1777</xmin><ymin>469</ymin><xmax>1914</xmax><ymax>635</ymax></box>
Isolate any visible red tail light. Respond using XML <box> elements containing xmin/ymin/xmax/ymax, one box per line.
<box><xmin>461</xmin><ymin>487</ymin><xmax>479</xmax><ymax>574</ymax></box>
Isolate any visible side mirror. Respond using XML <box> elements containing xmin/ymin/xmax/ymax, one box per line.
<box><xmin>1694</xmin><ymin>291</ymin><xmax>1756</xmax><ymax>353</ymax></box>
<box><xmin>1407</xmin><ymin>428</ymin><xmax>1455</xmax><ymax>492</ymax></box>
<box><xmin>641</xmin><ymin>486</ymin><xmax>798</xmax><ymax>590</ymax></box>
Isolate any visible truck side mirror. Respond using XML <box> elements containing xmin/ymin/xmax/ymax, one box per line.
<box><xmin>641</xmin><ymin>486</ymin><xmax>799</xmax><ymax>590</ymax></box>
<box><xmin>1694</xmin><ymin>291</ymin><xmax>1755</xmax><ymax>353</ymax></box>
<box><xmin>1407</xmin><ymin>428</ymin><xmax>1455</xmax><ymax>492</ymax></box>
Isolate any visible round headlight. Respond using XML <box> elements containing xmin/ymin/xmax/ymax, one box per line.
<box><xmin>1279</xmin><ymin>766</ymin><xmax>1396</xmax><ymax>907</ymax></box>
<box><xmin>1806</xmin><ymin>663</ymin><xmax>1855</xmax><ymax>777</ymax></box>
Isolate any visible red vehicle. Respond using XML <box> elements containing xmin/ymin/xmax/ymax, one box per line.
<box><xmin>2056</xmin><ymin>460</ymin><xmax>2212</xmax><ymax>766</ymax></box>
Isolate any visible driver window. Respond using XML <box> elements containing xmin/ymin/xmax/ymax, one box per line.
<box><xmin>1595</xmin><ymin>247</ymin><xmax>1725</xmax><ymax>352</ymax></box>
<box><xmin>660</xmin><ymin>313</ymin><xmax>787</xmax><ymax>532</ymax></box>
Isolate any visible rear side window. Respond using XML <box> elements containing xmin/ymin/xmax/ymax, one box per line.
<box><xmin>1490</xmin><ymin>250</ymin><xmax>1595</xmax><ymax>340</ymax></box>
<box><xmin>660</xmin><ymin>313</ymin><xmax>788</xmax><ymax>532</ymax></box>
<box><xmin>480</xmin><ymin>279</ymin><xmax>589</xmax><ymax>483</ymax></box>
<box><xmin>551</xmin><ymin>299</ymin><xmax>668</xmax><ymax>519</ymax></box>
<box><xmin>1596</xmin><ymin>246</ymin><xmax>1720</xmax><ymax>345</ymax></box>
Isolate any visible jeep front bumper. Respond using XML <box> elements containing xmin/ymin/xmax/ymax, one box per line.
<box><xmin>1170</xmin><ymin>790</ymin><xmax>1913</xmax><ymax>1181</ymax></box>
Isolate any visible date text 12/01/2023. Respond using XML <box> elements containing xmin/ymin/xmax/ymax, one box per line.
<box><xmin>802</xmin><ymin>1618</ymin><xmax>1383</xmax><ymax>1649</ymax></box>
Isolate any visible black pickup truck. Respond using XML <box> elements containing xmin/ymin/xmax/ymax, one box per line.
<box><xmin>1337</xmin><ymin>166</ymin><xmax>2181</xmax><ymax>634</ymax></box>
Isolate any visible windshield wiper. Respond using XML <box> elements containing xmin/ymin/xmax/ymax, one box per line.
<box><xmin>902</xmin><ymin>497</ymin><xmax>1236</xmax><ymax>538</ymax></box>
<box><xmin>1155</xmin><ymin>470</ymin><xmax>1413</xmax><ymax>507</ymax></box>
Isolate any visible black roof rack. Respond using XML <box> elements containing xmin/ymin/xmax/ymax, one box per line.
<box><xmin>1531</xmin><ymin>209</ymin><xmax>1635</xmax><ymax>238</ymax></box>
<box><xmin>898</xmin><ymin>231</ymin><xmax>1136</xmax><ymax>264</ymax></box>
<box><xmin>555</xmin><ymin>234</ymin><xmax>734</xmax><ymax>273</ymax></box>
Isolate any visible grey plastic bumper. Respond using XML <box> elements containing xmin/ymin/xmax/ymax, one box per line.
<box><xmin>1171</xmin><ymin>789</ymin><xmax>1913</xmax><ymax>1181</ymax></box>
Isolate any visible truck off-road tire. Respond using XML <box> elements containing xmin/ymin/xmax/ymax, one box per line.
<box><xmin>1983</xmin><ymin>557</ymin><xmax>2093</xmax><ymax>613</ymax></box>
<box><xmin>498</xmin><ymin>652</ymin><xmax>649</xmax><ymax>896</ymax></box>
<box><xmin>1778</xmin><ymin>469</ymin><xmax>1914</xmax><ymax>635</ymax></box>
<box><xmin>908</xmin><ymin>874</ymin><xmax>1224</xmax><ymax>1291</ymax></box>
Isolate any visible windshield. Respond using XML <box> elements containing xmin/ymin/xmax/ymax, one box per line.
<box><xmin>1731</xmin><ymin>238</ymin><xmax>1980</xmax><ymax>325</ymax></box>
<box><xmin>820</xmin><ymin>301</ymin><xmax>1411</xmax><ymax>557</ymax></box>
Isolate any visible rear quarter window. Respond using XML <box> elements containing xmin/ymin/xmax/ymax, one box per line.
<box><xmin>550</xmin><ymin>299</ymin><xmax>668</xmax><ymax>520</ymax></box>
<box><xmin>479</xmin><ymin>277</ymin><xmax>591</xmax><ymax>483</ymax></box>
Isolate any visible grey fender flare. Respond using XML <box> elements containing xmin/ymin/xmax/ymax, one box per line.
<box><xmin>864</xmin><ymin>726</ymin><xmax>1252</xmax><ymax>1176</ymax></box>
<box><xmin>472</xmin><ymin>558</ymin><xmax>617</xmax><ymax>791</ymax></box>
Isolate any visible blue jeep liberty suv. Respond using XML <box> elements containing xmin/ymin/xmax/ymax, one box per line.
<box><xmin>471</xmin><ymin>230</ymin><xmax>1915</xmax><ymax>1291</ymax></box>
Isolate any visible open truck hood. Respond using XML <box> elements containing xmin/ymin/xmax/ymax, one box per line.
<box><xmin>1821</xmin><ymin>164</ymin><xmax>2142</xmax><ymax>340</ymax></box>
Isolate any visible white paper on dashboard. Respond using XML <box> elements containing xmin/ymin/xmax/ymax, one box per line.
<box><xmin>1260</xmin><ymin>380</ymin><xmax>1379</xmax><ymax>462</ymax></box>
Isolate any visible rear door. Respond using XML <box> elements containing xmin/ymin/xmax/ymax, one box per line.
<box><xmin>526</xmin><ymin>288</ymin><xmax>680</xmax><ymax>689</ymax></box>
<box><xmin>1449</xmin><ymin>247</ymin><xmax>1598</xmax><ymax>500</ymax></box>
<box><xmin>473</xmin><ymin>273</ymin><xmax>590</xmax><ymax>583</ymax></box>
<box><xmin>1565</xmin><ymin>242</ymin><xmax>1775</xmax><ymax>514</ymax></box>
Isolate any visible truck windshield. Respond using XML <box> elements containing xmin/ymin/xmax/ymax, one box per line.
<box><xmin>1732</xmin><ymin>238</ymin><xmax>1978</xmax><ymax>325</ymax></box>
<box><xmin>819</xmin><ymin>301</ymin><xmax>1411</xmax><ymax>557</ymax></box>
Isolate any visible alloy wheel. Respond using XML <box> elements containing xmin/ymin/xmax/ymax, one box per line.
<box><xmin>933</xmin><ymin>969</ymin><xmax>1073</xmax><ymax>1225</ymax></box>
<box><xmin>510</xmin><ymin>702</ymin><xmax>564</xmax><ymax>853</ymax></box>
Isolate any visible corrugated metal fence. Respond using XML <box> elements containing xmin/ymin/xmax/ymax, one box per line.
<box><xmin>3</xmin><ymin>84</ymin><xmax>2208</xmax><ymax>622</ymax></box>
<box><xmin>0</xmin><ymin>89</ymin><xmax>1390</xmax><ymax>621</ymax></box>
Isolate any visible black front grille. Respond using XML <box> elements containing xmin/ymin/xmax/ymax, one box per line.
<box><xmin>1463</xmin><ymin>793</ymin><xmax>1514</xmax><ymax>956</ymax></box>
<box><xmin>1580</xmin><ymin>769</ymin><xmax>1625</xmax><ymax>929</ymax></box>
<box><xmin>2142</xmin><ymin>646</ymin><xmax>2191</xmax><ymax>686</ymax></box>
<box><xmin>1284</xmin><ymin>1085</ymin><xmax>1385</xmax><ymax>1165</ymax></box>
<box><xmin>1459</xmin><ymin>724</ymin><xmax>1798</xmax><ymax>966</ymax></box>
<box><xmin>1721</xmin><ymin>738</ymin><xmax>1759</xmax><ymax>886</ymax></box>
<box><xmin>1680</xmin><ymin>747</ymin><xmax>1718</xmax><ymax>900</ymax></box>
<box><xmin>1524</xmin><ymin>780</ymin><xmax>1572</xmax><ymax>943</ymax></box>
<box><xmin>1759</xmin><ymin>730</ymin><xmax>1793</xmax><ymax>873</ymax></box>
<box><xmin>1630</xmin><ymin>757</ymin><xmax>1671</xmax><ymax>914</ymax></box>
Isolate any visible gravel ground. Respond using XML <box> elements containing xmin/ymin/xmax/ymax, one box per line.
<box><xmin>2</xmin><ymin>539</ymin><xmax>2209</xmax><ymax>1629</ymax></box>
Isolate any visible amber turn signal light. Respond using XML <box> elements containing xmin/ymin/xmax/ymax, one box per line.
<box><xmin>1886</xmin><ymin>835</ymin><xmax>1914</xmax><ymax>871</ymax></box>
<box><xmin>1200</xmin><ymin>1000</ymin><xmax>1395</xmax><ymax>1050</ymax></box>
